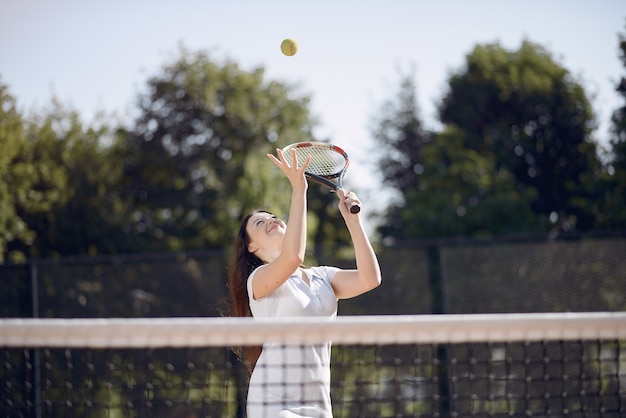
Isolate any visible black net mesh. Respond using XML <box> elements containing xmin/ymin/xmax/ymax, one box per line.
<box><xmin>2</xmin><ymin>338</ymin><xmax>624</xmax><ymax>417</ymax></box>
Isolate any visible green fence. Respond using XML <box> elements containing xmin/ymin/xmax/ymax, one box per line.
<box><xmin>2</xmin><ymin>232</ymin><xmax>624</xmax><ymax>319</ymax></box>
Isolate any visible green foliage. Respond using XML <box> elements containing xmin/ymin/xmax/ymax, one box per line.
<box><xmin>0</xmin><ymin>47</ymin><xmax>348</xmax><ymax>262</ymax></box>
<box><xmin>372</xmin><ymin>71</ymin><xmax>431</xmax><ymax>192</ymax></box>
<box><xmin>399</xmin><ymin>128</ymin><xmax>544</xmax><ymax>239</ymax></box>
<box><xmin>6</xmin><ymin>101</ymin><xmax>129</xmax><ymax>261</ymax></box>
<box><xmin>117</xmin><ymin>48</ymin><xmax>323</xmax><ymax>253</ymax></box>
<box><xmin>3</xmin><ymin>33</ymin><xmax>624</xmax><ymax>261</ymax></box>
<box><xmin>611</xmin><ymin>23</ymin><xmax>626</xmax><ymax>146</ymax></box>
<box><xmin>306</xmin><ymin>183</ymin><xmax>353</xmax><ymax>263</ymax></box>
<box><xmin>369</xmin><ymin>70</ymin><xmax>437</xmax><ymax>240</ymax></box>
<box><xmin>0</xmin><ymin>83</ymin><xmax>33</xmax><ymax>262</ymax></box>
<box><xmin>439</xmin><ymin>40</ymin><xmax>601</xmax><ymax>233</ymax></box>
<box><xmin>599</xmin><ymin>24</ymin><xmax>626</xmax><ymax>229</ymax></box>
<box><xmin>374</xmin><ymin>40</ymin><xmax>613</xmax><ymax>242</ymax></box>
<box><xmin>0</xmin><ymin>87</ymin><xmax>92</xmax><ymax>261</ymax></box>
<box><xmin>372</xmin><ymin>71</ymin><xmax>544</xmax><ymax>241</ymax></box>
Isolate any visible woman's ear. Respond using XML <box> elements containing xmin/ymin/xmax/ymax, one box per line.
<box><xmin>247</xmin><ymin>242</ymin><xmax>258</xmax><ymax>253</ymax></box>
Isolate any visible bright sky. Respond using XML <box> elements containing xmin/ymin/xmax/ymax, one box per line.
<box><xmin>1</xmin><ymin>0</ymin><xmax>624</xmax><ymax>225</ymax></box>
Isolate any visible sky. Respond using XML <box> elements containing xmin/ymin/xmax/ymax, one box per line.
<box><xmin>1</xmin><ymin>1</ymin><xmax>624</xmax><ymax>226</ymax></box>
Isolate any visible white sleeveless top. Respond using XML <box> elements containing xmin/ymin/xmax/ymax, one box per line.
<box><xmin>246</xmin><ymin>266</ymin><xmax>339</xmax><ymax>418</ymax></box>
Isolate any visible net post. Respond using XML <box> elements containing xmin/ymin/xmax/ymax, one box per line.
<box><xmin>428</xmin><ymin>244</ymin><xmax>451</xmax><ymax>415</ymax></box>
<box><xmin>30</xmin><ymin>261</ymin><xmax>42</xmax><ymax>418</ymax></box>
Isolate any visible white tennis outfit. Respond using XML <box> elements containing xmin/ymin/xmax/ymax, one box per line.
<box><xmin>246</xmin><ymin>266</ymin><xmax>339</xmax><ymax>418</ymax></box>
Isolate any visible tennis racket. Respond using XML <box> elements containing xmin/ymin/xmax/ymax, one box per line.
<box><xmin>281</xmin><ymin>141</ymin><xmax>360</xmax><ymax>214</ymax></box>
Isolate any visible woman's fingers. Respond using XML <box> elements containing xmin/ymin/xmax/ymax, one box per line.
<box><xmin>299</xmin><ymin>155</ymin><xmax>312</xmax><ymax>172</ymax></box>
<box><xmin>267</xmin><ymin>149</ymin><xmax>311</xmax><ymax>172</ymax></box>
<box><xmin>337</xmin><ymin>188</ymin><xmax>361</xmax><ymax>214</ymax></box>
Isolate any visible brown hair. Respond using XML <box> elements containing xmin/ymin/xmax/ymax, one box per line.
<box><xmin>228</xmin><ymin>209</ymin><xmax>269</xmax><ymax>318</ymax></box>
<box><xmin>227</xmin><ymin>209</ymin><xmax>269</xmax><ymax>374</ymax></box>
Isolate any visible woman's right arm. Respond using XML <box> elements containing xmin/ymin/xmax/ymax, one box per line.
<box><xmin>250</xmin><ymin>148</ymin><xmax>310</xmax><ymax>300</ymax></box>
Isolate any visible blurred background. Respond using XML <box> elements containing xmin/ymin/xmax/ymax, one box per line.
<box><xmin>1</xmin><ymin>1</ymin><xmax>625</xmax><ymax>317</ymax></box>
<box><xmin>2</xmin><ymin>4</ymin><xmax>626</xmax><ymax>417</ymax></box>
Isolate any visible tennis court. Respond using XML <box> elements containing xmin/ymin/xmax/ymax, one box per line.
<box><xmin>1</xmin><ymin>233</ymin><xmax>625</xmax><ymax>417</ymax></box>
<box><xmin>2</xmin><ymin>313</ymin><xmax>626</xmax><ymax>417</ymax></box>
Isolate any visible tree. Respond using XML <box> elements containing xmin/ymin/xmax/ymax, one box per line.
<box><xmin>371</xmin><ymin>70</ymin><xmax>541</xmax><ymax>242</ymax></box>
<box><xmin>307</xmin><ymin>181</ymin><xmax>354</xmax><ymax>263</ymax></box>
<box><xmin>611</xmin><ymin>24</ymin><xmax>626</xmax><ymax>146</ymax></box>
<box><xmin>0</xmin><ymin>82</ymin><xmax>32</xmax><ymax>262</ymax></box>
<box><xmin>373</xmin><ymin>70</ymin><xmax>432</xmax><ymax>192</ymax></box>
<box><xmin>118</xmin><ymin>47</ymin><xmax>324</xmax><ymax>253</ymax></box>
<box><xmin>397</xmin><ymin>127</ymin><xmax>543</xmax><ymax>239</ymax></box>
<box><xmin>438</xmin><ymin>40</ymin><xmax>601</xmax><ymax>233</ymax></box>
<box><xmin>3</xmin><ymin>99</ymin><xmax>129</xmax><ymax>260</ymax></box>
<box><xmin>0</xmin><ymin>86</ymin><xmax>90</xmax><ymax>262</ymax></box>
<box><xmin>599</xmin><ymin>24</ymin><xmax>626</xmax><ymax>229</ymax></box>
<box><xmin>372</xmin><ymin>42</ymin><xmax>606</xmax><ymax>242</ymax></box>
<box><xmin>1</xmin><ymin>48</ymin><xmax>347</xmax><ymax>263</ymax></box>
<box><xmin>370</xmin><ymin>70</ymin><xmax>434</xmax><ymax>240</ymax></box>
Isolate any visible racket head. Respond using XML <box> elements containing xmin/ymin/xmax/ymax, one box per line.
<box><xmin>281</xmin><ymin>142</ymin><xmax>350</xmax><ymax>180</ymax></box>
<box><xmin>281</xmin><ymin>142</ymin><xmax>360</xmax><ymax>214</ymax></box>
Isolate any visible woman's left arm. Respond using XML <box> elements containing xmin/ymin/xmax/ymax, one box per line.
<box><xmin>331</xmin><ymin>190</ymin><xmax>382</xmax><ymax>299</ymax></box>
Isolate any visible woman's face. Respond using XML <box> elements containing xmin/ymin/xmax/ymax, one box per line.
<box><xmin>245</xmin><ymin>212</ymin><xmax>286</xmax><ymax>261</ymax></box>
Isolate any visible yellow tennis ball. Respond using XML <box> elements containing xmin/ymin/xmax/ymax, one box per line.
<box><xmin>280</xmin><ymin>38</ymin><xmax>298</xmax><ymax>56</ymax></box>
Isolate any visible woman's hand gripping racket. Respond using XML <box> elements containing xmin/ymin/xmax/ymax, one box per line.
<box><xmin>281</xmin><ymin>142</ymin><xmax>360</xmax><ymax>214</ymax></box>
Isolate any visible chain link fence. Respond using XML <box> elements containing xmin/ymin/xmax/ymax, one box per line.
<box><xmin>1</xmin><ymin>233</ymin><xmax>625</xmax><ymax>417</ymax></box>
<box><xmin>0</xmin><ymin>230</ymin><xmax>626</xmax><ymax>318</ymax></box>
<box><xmin>1</xmin><ymin>233</ymin><xmax>625</xmax><ymax>319</ymax></box>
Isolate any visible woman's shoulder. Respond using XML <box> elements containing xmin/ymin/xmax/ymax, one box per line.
<box><xmin>304</xmin><ymin>265</ymin><xmax>340</xmax><ymax>280</ymax></box>
<box><xmin>246</xmin><ymin>265</ymin><xmax>264</xmax><ymax>289</ymax></box>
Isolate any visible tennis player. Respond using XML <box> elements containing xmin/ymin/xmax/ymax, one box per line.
<box><xmin>227</xmin><ymin>148</ymin><xmax>381</xmax><ymax>418</ymax></box>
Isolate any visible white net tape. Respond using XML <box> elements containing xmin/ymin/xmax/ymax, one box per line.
<box><xmin>2</xmin><ymin>312</ymin><xmax>625</xmax><ymax>348</ymax></box>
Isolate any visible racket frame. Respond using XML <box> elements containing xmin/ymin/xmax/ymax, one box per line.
<box><xmin>281</xmin><ymin>141</ymin><xmax>360</xmax><ymax>213</ymax></box>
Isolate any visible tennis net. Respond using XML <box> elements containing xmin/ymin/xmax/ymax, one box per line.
<box><xmin>2</xmin><ymin>312</ymin><xmax>625</xmax><ymax>417</ymax></box>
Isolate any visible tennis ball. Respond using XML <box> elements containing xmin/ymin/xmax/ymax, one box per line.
<box><xmin>280</xmin><ymin>38</ymin><xmax>298</xmax><ymax>56</ymax></box>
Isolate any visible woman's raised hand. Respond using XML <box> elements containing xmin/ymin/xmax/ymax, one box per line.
<box><xmin>267</xmin><ymin>148</ymin><xmax>311</xmax><ymax>191</ymax></box>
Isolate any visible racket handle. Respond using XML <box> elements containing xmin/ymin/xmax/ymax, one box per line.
<box><xmin>349</xmin><ymin>202</ymin><xmax>361</xmax><ymax>214</ymax></box>
<box><xmin>333</xmin><ymin>187</ymin><xmax>360</xmax><ymax>214</ymax></box>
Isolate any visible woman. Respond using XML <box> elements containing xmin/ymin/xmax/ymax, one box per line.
<box><xmin>228</xmin><ymin>148</ymin><xmax>381</xmax><ymax>418</ymax></box>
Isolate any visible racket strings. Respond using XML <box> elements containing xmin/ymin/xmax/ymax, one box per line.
<box><xmin>288</xmin><ymin>147</ymin><xmax>347</xmax><ymax>177</ymax></box>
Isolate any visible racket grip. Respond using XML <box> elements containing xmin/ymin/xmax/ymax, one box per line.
<box><xmin>349</xmin><ymin>202</ymin><xmax>361</xmax><ymax>214</ymax></box>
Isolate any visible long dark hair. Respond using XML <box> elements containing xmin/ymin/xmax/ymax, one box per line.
<box><xmin>227</xmin><ymin>209</ymin><xmax>269</xmax><ymax>375</ymax></box>
<box><xmin>228</xmin><ymin>209</ymin><xmax>268</xmax><ymax>318</ymax></box>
